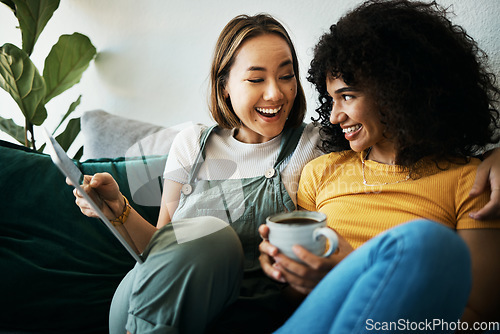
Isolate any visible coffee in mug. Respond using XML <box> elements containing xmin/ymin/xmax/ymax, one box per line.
<box><xmin>266</xmin><ymin>211</ymin><xmax>338</xmax><ymax>262</ymax></box>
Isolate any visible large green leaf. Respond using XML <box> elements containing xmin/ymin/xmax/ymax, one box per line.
<box><xmin>43</xmin><ymin>33</ymin><xmax>96</xmax><ymax>103</ymax></box>
<box><xmin>11</xmin><ymin>0</ymin><xmax>60</xmax><ymax>56</ymax></box>
<box><xmin>72</xmin><ymin>145</ymin><xmax>83</xmax><ymax>160</ymax></box>
<box><xmin>31</xmin><ymin>103</ymin><xmax>47</xmax><ymax>126</ymax></box>
<box><xmin>0</xmin><ymin>43</ymin><xmax>47</xmax><ymax>125</ymax></box>
<box><xmin>0</xmin><ymin>1</ymin><xmax>16</xmax><ymax>13</ymax></box>
<box><xmin>54</xmin><ymin>117</ymin><xmax>80</xmax><ymax>152</ymax></box>
<box><xmin>0</xmin><ymin>116</ymin><xmax>25</xmax><ymax>144</ymax></box>
<box><xmin>54</xmin><ymin>94</ymin><xmax>81</xmax><ymax>133</ymax></box>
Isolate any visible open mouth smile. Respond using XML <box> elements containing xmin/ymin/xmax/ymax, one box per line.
<box><xmin>343</xmin><ymin>124</ymin><xmax>362</xmax><ymax>134</ymax></box>
<box><xmin>256</xmin><ymin>106</ymin><xmax>282</xmax><ymax>117</ymax></box>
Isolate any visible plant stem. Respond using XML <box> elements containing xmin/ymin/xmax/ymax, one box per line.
<box><xmin>24</xmin><ymin>119</ymin><xmax>29</xmax><ymax>147</ymax></box>
<box><xmin>25</xmin><ymin>119</ymin><xmax>36</xmax><ymax>150</ymax></box>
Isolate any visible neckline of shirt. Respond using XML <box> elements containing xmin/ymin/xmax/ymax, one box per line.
<box><xmin>219</xmin><ymin>128</ymin><xmax>283</xmax><ymax>148</ymax></box>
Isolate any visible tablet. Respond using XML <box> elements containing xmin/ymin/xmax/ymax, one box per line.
<box><xmin>43</xmin><ymin>128</ymin><xmax>143</xmax><ymax>263</ymax></box>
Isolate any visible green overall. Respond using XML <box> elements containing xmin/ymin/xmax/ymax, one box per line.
<box><xmin>109</xmin><ymin>124</ymin><xmax>306</xmax><ymax>334</ymax></box>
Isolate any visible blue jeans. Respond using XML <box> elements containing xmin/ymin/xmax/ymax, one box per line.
<box><xmin>275</xmin><ymin>220</ymin><xmax>472</xmax><ymax>334</ymax></box>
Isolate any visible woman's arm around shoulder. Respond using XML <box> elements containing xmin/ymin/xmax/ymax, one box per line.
<box><xmin>469</xmin><ymin>147</ymin><xmax>500</xmax><ymax>220</ymax></box>
<box><xmin>457</xmin><ymin>228</ymin><xmax>500</xmax><ymax>326</ymax></box>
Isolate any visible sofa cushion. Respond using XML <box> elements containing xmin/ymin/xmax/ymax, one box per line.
<box><xmin>81</xmin><ymin>110</ymin><xmax>184</xmax><ymax>160</ymax></box>
<box><xmin>0</xmin><ymin>140</ymin><xmax>166</xmax><ymax>334</ymax></box>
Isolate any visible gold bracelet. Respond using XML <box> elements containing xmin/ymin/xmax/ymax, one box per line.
<box><xmin>110</xmin><ymin>195</ymin><xmax>131</xmax><ymax>226</ymax></box>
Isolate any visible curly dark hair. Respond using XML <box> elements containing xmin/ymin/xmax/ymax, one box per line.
<box><xmin>308</xmin><ymin>0</ymin><xmax>500</xmax><ymax>167</ymax></box>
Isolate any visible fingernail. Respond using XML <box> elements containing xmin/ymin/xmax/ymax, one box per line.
<box><xmin>272</xmin><ymin>269</ymin><xmax>281</xmax><ymax>280</ymax></box>
<box><xmin>270</xmin><ymin>247</ymin><xmax>279</xmax><ymax>256</ymax></box>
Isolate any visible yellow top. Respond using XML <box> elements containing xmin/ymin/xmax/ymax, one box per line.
<box><xmin>297</xmin><ymin>151</ymin><xmax>500</xmax><ymax>249</ymax></box>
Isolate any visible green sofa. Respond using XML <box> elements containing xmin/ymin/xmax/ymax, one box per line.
<box><xmin>0</xmin><ymin>111</ymin><xmax>175</xmax><ymax>333</ymax></box>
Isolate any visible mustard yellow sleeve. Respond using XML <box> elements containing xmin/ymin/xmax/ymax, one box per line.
<box><xmin>297</xmin><ymin>159</ymin><xmax>320</xmax><ymax>211</ymax></box>
<box><xmin>456</xmin><ymin>160</ymin><xmax>500</xmax><ymax>229</ymax></box>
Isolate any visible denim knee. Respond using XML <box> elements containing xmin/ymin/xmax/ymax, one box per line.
<box><xmin>391</xmin><ymin>220</ymin><xmax>470</xmax><ymax>263</ymax></box>
<box><xmin>375</xmin><ymin>219</ymin><xmax>472</xmax><ymax>297</ymax></box>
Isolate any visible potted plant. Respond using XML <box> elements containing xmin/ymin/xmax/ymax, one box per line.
<box><xmin>0</xmin><ymin>0</ymin><xmax>97</xmax><ymax>159</ymax></box>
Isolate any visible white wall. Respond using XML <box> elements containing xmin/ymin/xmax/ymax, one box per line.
<box><xmin>1</xmin><ymin>0</ymin><xmax>499</xmax><ymax>150</ymax></box>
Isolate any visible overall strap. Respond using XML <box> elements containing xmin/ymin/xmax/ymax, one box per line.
<box><xmin>186</xmin><ymin>125</ymin><xmax>218</xmax><ymax>184</ymax></box>
<box><xmin>273</xmin><ymin>123</ymin><xmax>307</xmax><ymax>169</ymax></box>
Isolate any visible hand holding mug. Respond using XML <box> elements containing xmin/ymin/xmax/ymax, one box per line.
<box><xmin>266</xmin><ymin>211</ymin><xmax>338</xmax><ymax>262</ymax></box>
<box><xmin>259</xmin><ymin>211</ymin><xmax>351</xmax><ymax>294</ymax></box>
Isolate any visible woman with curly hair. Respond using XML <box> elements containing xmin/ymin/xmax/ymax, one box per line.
<box><xmin>260</xmin><ymin>0</ymin><xmax>500</xmax><ymax>332</ymax></box>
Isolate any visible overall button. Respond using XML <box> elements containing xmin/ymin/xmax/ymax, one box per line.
<box><xmin>265</xmin><ymin>168</ymin><xmax>275</xmax><ymax>178</ymax></box>
<box><xmin>181</xmin><ymin>184</ymin><xmax>192</xmax><ymax>195</ymax></box>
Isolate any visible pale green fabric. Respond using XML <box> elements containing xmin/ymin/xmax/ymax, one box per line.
<box><xmin>177</xmin><ymin>125</ymin><xmax>306</xmax><ymax>332</ymax></box>
<box><xmin>110</xmin><ymin>124</ymin><xmax>306</xmax><ymax>334</ymax></box>
<box><xmin>173</xmin><ymin>125</ymin><xmax>303</xmax><ymax>271</ymax></box>
<box><xmin>110</xmin><ymin>218</ymin><xmax>244</xmax><ymax>334</ymax></box>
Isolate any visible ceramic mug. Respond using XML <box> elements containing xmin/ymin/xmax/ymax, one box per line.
<box><xmin>266</xmin><ymin>211</ymin><xmax>338</xmax><ymax>262</ymax></box>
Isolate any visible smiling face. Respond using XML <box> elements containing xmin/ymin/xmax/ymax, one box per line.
<box><xmin>327</xmin><ymin>76</ymin><xmax>396</xmax><ymax>163</ymax></box>
<box><xmin>224</xmin><ymin>33</ymin><xmax>297</xmax><ymax>143</ymax></box>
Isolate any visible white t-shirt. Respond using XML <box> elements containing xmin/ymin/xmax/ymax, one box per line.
<box><xmin>163</xmin><ymin>123</ymin><xmax>323</xmax><ymax>204</ymax></box>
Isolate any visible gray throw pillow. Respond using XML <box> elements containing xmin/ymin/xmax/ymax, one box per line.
<box><xmin>81</xmin><ymin>110</ymin><xmax>181</xmax><ymax>160</ymax></box>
